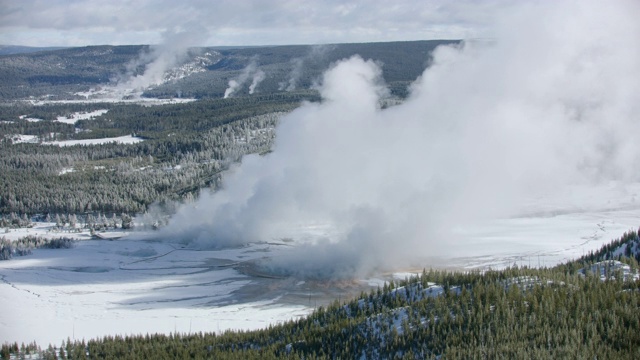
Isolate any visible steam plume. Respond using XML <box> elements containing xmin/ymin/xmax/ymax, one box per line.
<box><xmin>249</xmin><ymin>69</ymin><xmax>266</xmax><ymax>94</ymax></box>
<box><xmin>224</xmin><ymin>60</ymin><xmax>264</xmax><ymax>98</ymax></box>
<box><xmin>161</xmin><ymin>0</ymin><xmax>640</xmax><ymax>278</ymax></box>
<box><xmin>117</xmin><ymin>25</ymin><xmax>208</xmax><ymax>93</ymax></box>
<box><xmin>279</xmin><ymin>46</ymin><xmax>332</xmax><ymax>91</ymax></box>
<box><xmin>279</xmin><ymin>58</ymin><xmax>304</xmax><ymax>91</ymax></box>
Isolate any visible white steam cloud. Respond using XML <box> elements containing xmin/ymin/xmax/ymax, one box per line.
<box><xmin>249</xmin><ymin>69</ymin><xmax>266</xmax><ymax>95</ymax></box>
<box><xmin>279</xmin><ymin>45</ymin><xmax>333</xmax><ymax>91</ymax></box>
<box><xmin>279</xmin><ymin>58</ymin><xmax>304</xmax><ymax>91</ymax></box>
<box><xmin>224</xmin><ymin>60</ymin><xmax>265</xmax><ymax>98</ymax></box>
<box><xmin>117</xmin><ymin>25</ymin><xmax>208</xmax><ymax>92</ymax></box>
<box><xmin>160</xmin><ymin>1</ymin><xmax>640</xmax><ymax>278</ymax></box>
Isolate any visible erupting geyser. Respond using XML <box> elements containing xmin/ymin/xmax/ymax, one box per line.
<box><xmin>160</xmin><ymin>0</ymin><xmax>640</xmax><ymax>279</ymax></box>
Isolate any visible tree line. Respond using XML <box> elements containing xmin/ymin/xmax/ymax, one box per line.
<box><xmin>0</xmin><ymin>97</ymin><xmax>295</xmax><ymax>216</ymax></box>
<box><xmin>6</xmin><ymin>230</ymin><xmax>639</xmax><ymax>359</ymax></box>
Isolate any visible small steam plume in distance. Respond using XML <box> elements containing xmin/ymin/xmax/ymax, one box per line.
<box><xmin>224</xmin><ymin>59</ymin><xmax>264</xmax><ymax>98</ymax></box>
<box><xmin>159</xmin><ymin>0</ymin><xmax>640</xmax><ymax>279</ymax></box>
<box><xmin>279</xmin><ymin>58</ymin><xmax>304</xmax><ymax>91</ymax></box>
<box><xmin>249</xmin><ymin>69</ymin><xmax>266</xmax><ymax>95</ymax></box>
<box><xmin>279</xmin><ymin>45</ymin><xmax>333</xmax><ymax>91</ymax></box>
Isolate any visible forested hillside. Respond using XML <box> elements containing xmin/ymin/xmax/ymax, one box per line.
<box><xmin>0</xmin><ymin>40</ymin><xmax>456</xmax><ymax>219</ymax></box>
<box><xmin>0</xmin><ymin>45</ymin><xmax>146</xmax><ymax>99</ymax></box>
<box><xmin>0</xmin><ymin>45</ymin><xmax>68</xmax><ymax>56</ymax></box>
<box><xmin>0</xmin><ymin>40</ymin><xmax>457</xmax><ymax>100</ymax></box>
<box><xmin>6</xmin><ymin>230</ymin><xmax>639</xmax><ymax>359</ymax></box>
<box><xmin>0</xmin><ymin>93</ymin><xmax>317</xmax><ymax>215</ymax></box>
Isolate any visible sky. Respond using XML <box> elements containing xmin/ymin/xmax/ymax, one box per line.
<box><xmin>0</xmin><ymin>0</ymin><xmax>509</xmax><ymax>47</ymax></box>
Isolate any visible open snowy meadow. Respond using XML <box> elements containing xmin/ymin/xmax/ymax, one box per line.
<box><xmin>1</xmin><ymin>181</ymin><xmax>639</xmax><ymax>346</ymax></box>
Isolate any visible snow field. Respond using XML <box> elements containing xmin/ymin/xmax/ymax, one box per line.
<box><xmin>55</xmin><ymin>109</ymin><xmax>109</xmax><ymax>125</ymax></box>
<box><xmin>43</xmin><ymin>135</ymin><xmax>143</xmax><ymax>147</ymax></box>
<box><xmin>0</xmin><ymin>236</ymin><xmax>311</xmax><ymax>346</ymax></box>
<box><xmin>1</xmin><ymin>182</ymin><xmax>640</xmax><ymax>346</ymax></box>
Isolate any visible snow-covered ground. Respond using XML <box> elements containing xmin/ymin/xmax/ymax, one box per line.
<box><xmin>18</xmin><ymin>115</ymin><xmax>43</xmax><ymax>122</ymax></box>
<box><xmin>1</xmin><ymin>181</ymin><xmax>639</xmax><ymax>347</ymax></box>
<box><xmin>0</xmin><ymin>225</ymin><xmax>313</xmax><ymax>346</ymax></box>
<box><xmin>6</xmin><ymin>134</ymin><xmax>143</xmax><ymax>146</ymax></box>
<box><xmin>55</xmin><ymin>109</ymin><xmax>108</xmax><ymax>124</ymax></box>
<box><xmin>58</xmin><ymin>167</ymin><xmax>75</xmax><ymax>175</ymax></box>
<box><xmin>578</xmin><ymin>260</ymin><xmax>639</xmax><ymax>281</ymax></box>
<box><xmin>445</xmin><ymin>182</ymin><xmax>640</xmax><ymax>270</ymax></box>
<box><xmin>5</xmin><ymin>134</ymin><xmax>39</xmax><ymax>144</ymax></box>
<box><xmin>23</xmin><ymin>95</ymin><xmax>197</xmax><ymax>106</ymax></box>
<box><xmin>43</xmin><ymin>135</ymin><xmax>144</xmax><ymax>147</ymax></box>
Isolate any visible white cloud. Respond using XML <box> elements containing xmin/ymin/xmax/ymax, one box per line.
<box><xmin>0</xmin><ymin>0</ymin><xmax>509</xmax><ymax>46</ymax></box>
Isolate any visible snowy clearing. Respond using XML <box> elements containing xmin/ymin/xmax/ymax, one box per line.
<box><xmin>0</xmin><ymin>233</ymin><xmax>312</xmax><ymax>347</ymax></box>
<box><xmin>23</xmin><ymin>96</ymin><xmax>197</xmax><ymax>106</ymax></box>
<box><xmin>55</xmin><ymin>109</ymin><xmax>108</xmax><ymax>124</ymax></box>
<box><xmin>58</xmin><ymin>167</ymin><xmax>75</xmax><ymax>176</ymax></box>
<box><xmin>18</xmin><ymin>115</ymin><xmax>43</xmax><ymax>122</ymax></box>
<box><xmin>444</xmin><ymin>182</ymin><xmax>640</xmax><ymax>270</ymax></box>
<box><xmin>1</xmin><ymin>182</ymin><xmax>639</xmax><ymax>347</ymax></box>
<box><xmin>5</xmin><ymin>134</ymin><xmax>38</xmax><ymax>144</ymax></box>
<box><xmin>43</xmin><ymin>135</ymin><xmax>143</xmax><ymax>147</ymax></box>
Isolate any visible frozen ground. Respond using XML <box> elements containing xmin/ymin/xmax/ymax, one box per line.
<box><xmin>43</xmin><ymin>135</ymin><xmax>144</xmax><ymax>147</ymax></box>
<box><xmin>0</xmin><ymin>228</ymin><xmax>316</xmax><ymax>346</ymax></box>
<box><xmin>21</xmin><ymin>94</ymin><xmax>196</xmax><ymax>106</ymax></box>
<box><xmin>445</xmin><ymin>181</ymin><xmax>640</xmax><ymax>269</ymax></box>
<box><xmin>5</xmin><ymin>134</ymin><xmax>39</xmax><ymax>144</ymax></box>
<box><xmin>6</xmin><ymin>134</ymin><xmax>143</xmax><ymax>146</ymax></box>
<box><xmin>54</xmin><ymin>109</ymin><xmax>109</xmax><ymax>124</ymax></box>
<box><xmin>1</xmin><ymin>181</ymin><xmax>639</xmax><ymax>346</ymax></box>
<box><xmin>6</xmin><ymin>109</ymin><xmax>142</xmax><ymax>147</ymax></box>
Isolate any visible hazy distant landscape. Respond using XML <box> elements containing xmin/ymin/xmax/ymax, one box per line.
<box><xmin>1</xmin><ymin>0</ymin><xmax>640</xmax><ymax>358</ymax></box>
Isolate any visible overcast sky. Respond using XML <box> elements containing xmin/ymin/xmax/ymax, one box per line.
<box><xmin>0</xmin><ymin>0</ymin><xmax>512</xmax><ymax>47</ymax></box>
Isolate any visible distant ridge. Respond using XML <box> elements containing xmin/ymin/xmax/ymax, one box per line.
<box><xmin>0</xmin><ymin>45</ymin><xmax>68</xmax><ymax>56</ymax></box>
<box><xmin>0</xmin><ymin>40</ymin><xmax>459</xmax><ymax>100</ymax></box>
